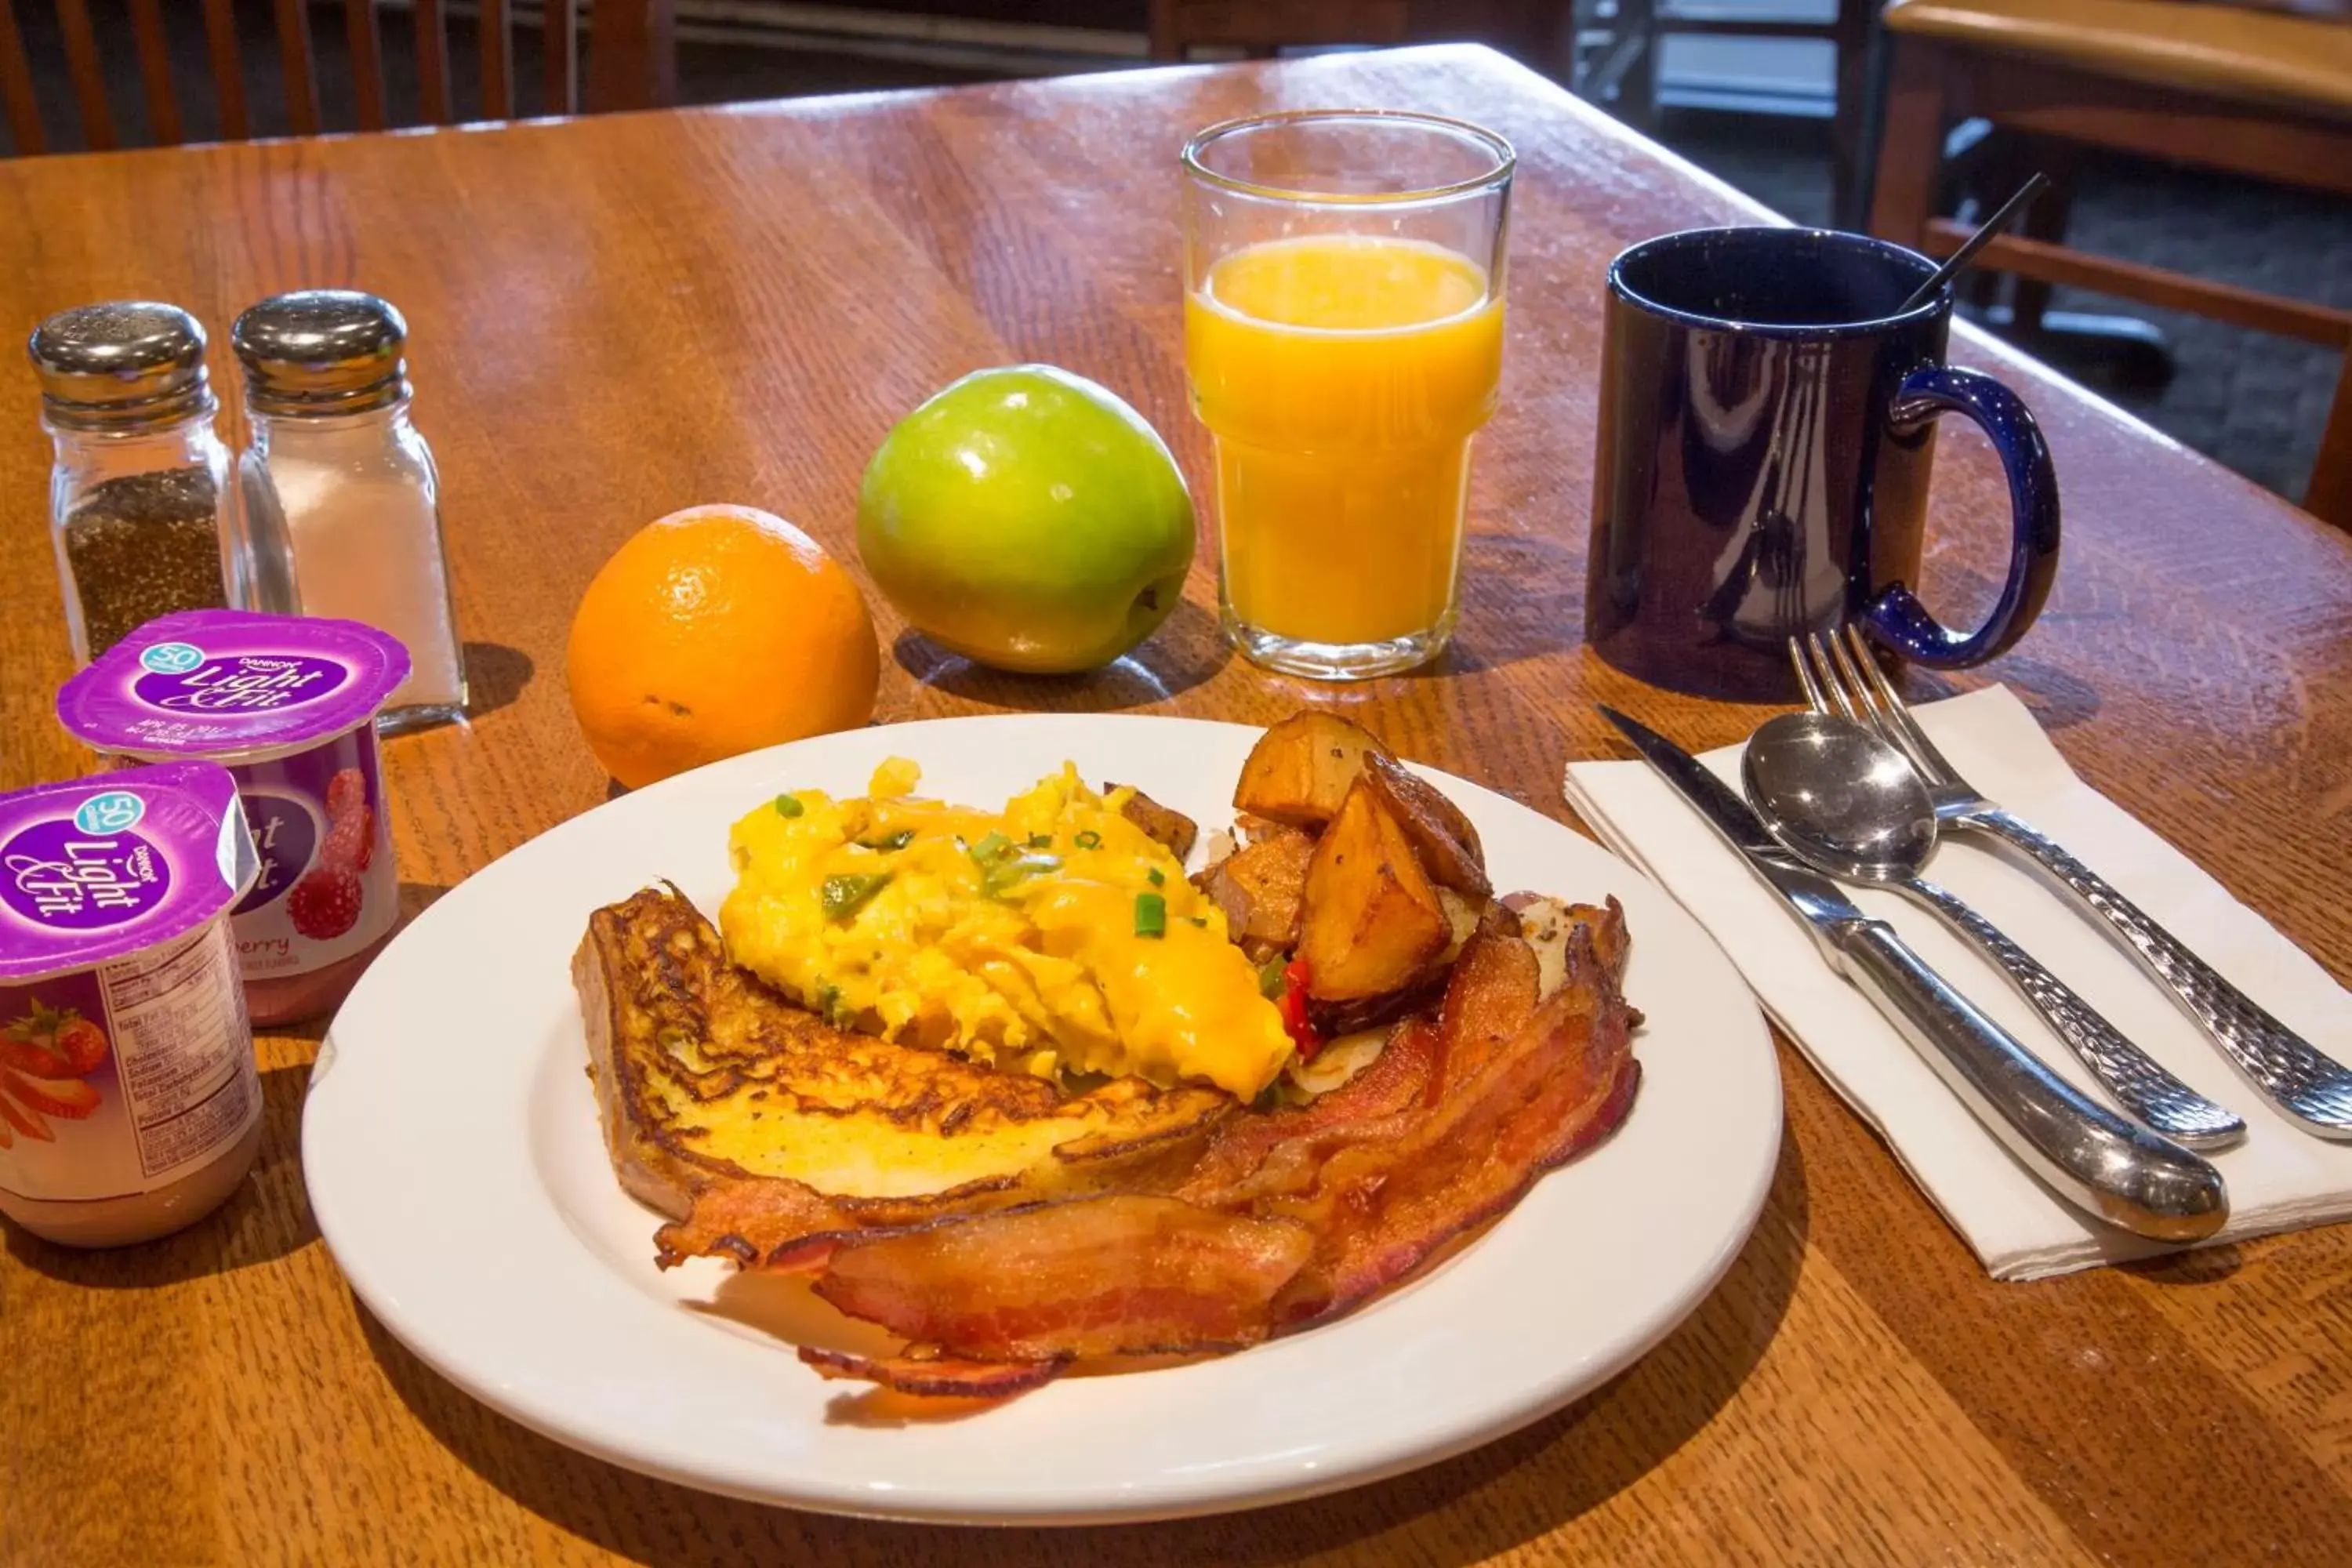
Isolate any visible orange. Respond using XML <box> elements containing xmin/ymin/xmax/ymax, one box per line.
<box><xmin>567</xmin><ymin>505</ymin><xmax>880</xmax><ymax>789</ymax></box>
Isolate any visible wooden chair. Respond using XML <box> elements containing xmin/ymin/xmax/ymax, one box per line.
<box><xmin>1146</xmin><ymin>1</ymin><xmax>1555</xmax><ymax>64</ymax></box>
<box><xmin>1867</xmin><ymin>0</ymin><xmax>2352</xmax><ymax>528</ymax></box>
<box><xmin>1576</xmin><ymin>0</ymin><xmax>1884</xmax><ymax>227</ymax></box>
<box><xmin>0</xmin><ymin>0</ymin><xmax>676</xmax><ymax>155</ymax></box>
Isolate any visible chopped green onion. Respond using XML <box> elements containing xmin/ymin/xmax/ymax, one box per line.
<box><xmin>969</xmin><ymin>832</ymin><xmax>1014</xmax><ymax>865</ymax></box>
<box><xmin>1075</xmin><ymin>830</ymin><xmax>1102</xmax><ymax>850</ymax></box>
<box><xmin>821</xmin><ymin>873</ymin><xmax>892</xmax><ymax>921</ymax></box>
<box><xmin>814</xmin><ymin>982</ymin><xmax>852</xmax><ymax>1028</ymax></box>
<box><xmin>1258</xmin><ymin>959</ymin><xmax>1287</xmax><ymax>998</ymax></box>
<box><xmin>1147</xmin><ymin>867</ymin><xmax>1165</xmax><ymax>887</ymax></box>
<box><xmin>982</xmin><ymin>851</ymin><xmax>1061</xmax><ymax>898</ymax></box>
<box><xmin>1134</xmin><ymin>891</ymin><xmax>1167</xmax><ymax>938</ymax></box>
<box><xmin>1189</xmin><ymin>915</ymin><xmax>1207</xmax><ymax>927</ymax></box>
<box><xmin>1027</xmin><ymin>833</ymin><xmax>1053</xmax><ymax>849</ymax></box>
<box><xmin>858</xmin><ymin>828</ymin><xmax>915</xmax><ymax>851</ymax></box>
<box><xmin>774</xmin><ymin>793</ymin><xmax>804</xmax><ymax>818</ymax></box>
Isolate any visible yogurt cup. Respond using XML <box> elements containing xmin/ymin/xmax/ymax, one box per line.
<box><xmin>57</xmin><ymin>609</ymin><xmax>411</xmax><ymax>1025</ymax></box>
<box><xmin>0</xmin><ymin>761</ymin><xmax>264</xmax><ymax>1246</ymax></box>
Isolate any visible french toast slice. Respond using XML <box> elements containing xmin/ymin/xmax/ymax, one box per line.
<box><xmin>574</xmin><ymin>885</ymin><xmax>1232</xmax><ymax>1221</ymax></box>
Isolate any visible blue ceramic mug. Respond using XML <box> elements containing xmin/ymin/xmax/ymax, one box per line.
<box><xmin>1584</xmin><ymin>227</ymin><xmax>2060</xmax><ymax>702</ymax></box>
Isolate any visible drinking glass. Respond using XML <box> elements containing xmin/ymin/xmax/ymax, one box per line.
<box><xmin>1181</xmin><ymin>111</ymin><xmax>1513</xmax><ymax>680</ymax></box>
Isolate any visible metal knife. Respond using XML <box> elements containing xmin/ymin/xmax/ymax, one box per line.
<box><xmin>1597</xmin><ymin>706</ymin><xmax>2227</xmax><ymax>1243</ymax></box>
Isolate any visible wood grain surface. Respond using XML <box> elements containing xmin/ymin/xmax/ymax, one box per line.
<box><xmin>2</xmin><ymin>45</ymin><xmax>2350</xmax><ymax>1566</ymax></box>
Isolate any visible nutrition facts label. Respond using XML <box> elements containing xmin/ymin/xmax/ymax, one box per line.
<box><xmin>103</xmin><ymin>922</ymin><xmax>261</xmax><ymax>1182</ymax></box>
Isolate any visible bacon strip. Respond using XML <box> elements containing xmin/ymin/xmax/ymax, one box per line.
<box><xmin>1181</xmin><ymin>902</ymin><xmax>1640</xmax><ymax>1326</ymax></box>
<box><xmin>1279</xmin><ymin>1015</ymin><xmax>1636</xmax><ymax>1324</ymax></box>
<box><xmin>1174</xmin><ymin>1014</ymin><xmax>1438</xmax><ymax>1211</ymax></box>
<box><xmin>652</xmin><ymin>1171</ymin><xmax>1036</xmax><ymax>1272</ymax></box>
<box><xmin>799</xmin><ymin>1347</ymin><xmax>1067</xmax><ymax>1399</ymax></box>
<box><xmin>811</xmin><ymin>1196</ymin><xmax>1314</xmax><ymax>1363</ymax></box>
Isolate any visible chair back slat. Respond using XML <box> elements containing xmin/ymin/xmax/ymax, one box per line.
<box><xmin>271</xmin><ymin>0</ymin><xmax>321</xmax><ymax>136</ymax></box>
<box><xmin>546</xmin><ymin>0</ymin><xmax>579</xmax><ymax>117</ymax></box>
<box><xmin>127</xmin><ymin>0</ymin><xmax>182</xmax><ymax>144</ymax></box>
<box><xmin>0</xmin><ymin>0</ymin><xmax>46</xmax><ymax>154</ymax></box>
<box><xmin>481</xmin><ymin>0</ymin><xmax>514</xmax><ymax>120</ymax></box>
<box><xmin>201</xmin><ymin>0</ymin><xmax>250</xmax><ymax>140</ymax></box>
<box><xmin>0</xmin><ymin>0</ymin><xmax>671</xmax><ymax>155</ymax></box>
<box><xmin>56</xmin><ymin>0</ymin><xmax>118</xmax><ymax>149</ymax></box>
<box><xmin>415</xmin><ymin>0</ymin><xmax>453</xmax><ymax>124</ymax></box>
<box><xmin>586</xmin><ymin>0</ymin><xmax>675</xmax><ymax>114</ymax></box>
<box><xmin>346</xmin><ymin>0</ymin><xmax>387</xmax><ymax>131</ymax></box>
<box><xmin>1151</xmin><ymin>0</ymin><xmax>1410</xmax><ymax>56</ymax></box>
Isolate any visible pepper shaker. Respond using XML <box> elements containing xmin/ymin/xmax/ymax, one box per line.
<box><xmin>29</xmin><ymin>303</ymin><xmax>240</xmax><ymax>665</ymax></box>
<box><xmin>231</xmin><ymin>290</ymin><xmax>467</xmax><ymax>734</ymax></box>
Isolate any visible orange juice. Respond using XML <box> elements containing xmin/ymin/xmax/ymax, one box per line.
<box><xmin>1185</xmin><ymin>234</ymin><xmax>1504</xmax><ymax>648</ymax></box>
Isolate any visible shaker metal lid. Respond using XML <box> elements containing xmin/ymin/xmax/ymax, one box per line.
<box><xmin>230</xmin><ymin>289</ymin><xmax>410</xmax><ymax>415</ymax></box>
<box><xmin>27</xmin><ymin>301</ymin><xmax>214</xmax><ymax>430</ymax></box>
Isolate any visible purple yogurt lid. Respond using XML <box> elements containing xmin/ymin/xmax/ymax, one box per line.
<box><xmin>0</xmin><ymin>760</ymin><xmax>260</xmax><ymax>982</ymax></box>
<box><xmin>57</xmin><ymin>608</ymin><xmax>411</xmax><ymax>760</ymax></box>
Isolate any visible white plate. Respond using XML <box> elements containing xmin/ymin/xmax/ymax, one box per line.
<box><xmin>303</xmin><ymin>714</ymin><xmax>1778</xmax><ymax>1525</ymax></box>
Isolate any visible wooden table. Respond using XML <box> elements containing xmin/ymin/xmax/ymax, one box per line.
<box><xmin>3</xmin><ymin>43</ymin><xmax>2350</xmax><ymax>1566</ymax></box>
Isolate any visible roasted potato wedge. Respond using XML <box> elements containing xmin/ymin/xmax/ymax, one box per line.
<box><xmin>1298</xmin><ymin>779</ymin><xmax>1450</xmax><ymax>1000</ymax></box>
<box><xmin>1307</xmin><ymin>887</ymin><xmax>1486</xmax><ymax>1035</ymax></box>
<box><xmin>1233</xmin><ymin>712</ymin><xmax>1392</xmax><ymax>829</ymax></box>
<box><xmin>1198</xmin><ymin>826</ymin><xmax>1316</xmax><ymax>959</ymax></box>
<box><xmin>1361</xmin><ymin>753</ymin><xmax>1490</xmax><ymax>899</ymax></box>
<box><xmin>1110</xmin><ymin>783</ymin><xmax>1199</xmax><ymax>861</ymax></box>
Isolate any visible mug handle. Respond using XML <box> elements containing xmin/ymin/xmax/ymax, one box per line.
<box><xmin>1859</xmin><ymin>365</ymin><xmax>2061</xmax><ymax>669</ymax></box>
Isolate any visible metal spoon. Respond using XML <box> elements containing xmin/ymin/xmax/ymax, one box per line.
<box><xmin>1744</xmin><ymin>710</ymin><xmax>2247</xmax><ymax>1149</ymax></box>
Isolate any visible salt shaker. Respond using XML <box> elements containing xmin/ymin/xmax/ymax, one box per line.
<box><xmin>230</xmin><ymin>290</ymin><xmax>466</xmax><ymax>733</ymax></box>
<box><xmin>29</xmin><ymin>303</ymin><xmax>239</xmax><ymax>665</ymax></box>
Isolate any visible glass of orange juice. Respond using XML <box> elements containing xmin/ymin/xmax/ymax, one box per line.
<box><xmin>1181</xmin><ymin>111</ymin><xmax>1513</xmax><ymax>679</ymax></box>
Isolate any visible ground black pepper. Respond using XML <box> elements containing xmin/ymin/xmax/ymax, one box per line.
<box><xmin>63</xmin><ymin>465</ymin><xmax>227</xmax><ymax>658</ymax></box>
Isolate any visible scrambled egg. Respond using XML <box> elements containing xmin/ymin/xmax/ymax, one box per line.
<box><xmin>719</xmin><ymin>760</ymin><xmax>1294</xmax><ymax>1099</ymax></box>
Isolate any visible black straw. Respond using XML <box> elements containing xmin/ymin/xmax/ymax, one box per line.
<box><xmin>1896</xmin><ymin>172</ymin><xmax>2051</xmax><ymax>314</ymax></box>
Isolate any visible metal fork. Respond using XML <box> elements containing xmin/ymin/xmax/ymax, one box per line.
<box><xmin>1802</xmin><ymin>623</ymin><xmax>2352</xmax><ymax>1141</ymax></box>
<box><xmin>1789</xmin><ymin>634</ymin><xmax>2244</xmax><ymax>1148</ymax></box>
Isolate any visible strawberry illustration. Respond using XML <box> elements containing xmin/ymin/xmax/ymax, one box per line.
<box><xmin>325</xmin><ymin>768</ymin><xmax>367</xmax><ymax>824</ymax></box>
<box><xmin>0</xmin><ymin>1087</ymin><xmax>51</xmax><ymax>1142</ymax></box>
<box><xmin>2</xmin><ymin>999</ymin><xmax>92</xmax><ymax>1076</ymax></box>
<box><xmin>289</xmin><ymin>866</ymin><xmax>365</xmax><ymax>940</ymax></box>
<box><xmin>53</xmin><ymin>1014</ymin><xmax>107</xmax><ymax>1075</ymax></box>
<box><xmin>0</xmin><ymin>1001</ymin><xmax>107</xmax><ymax>1135</ymax></box>
<box><xmin>1</xmin><ymin>1068</ymin><xmax>99</xmax><ymax>1120</ymax></box>
<box><xmin>321</xmin><ymin>804</ymin><xmax>376</xmax><ymax>873</ymax></box>
<box><xmin>0</xmin><ymin>1036</ymin><xmax>67</xmax><ymax>1076</ymax></box>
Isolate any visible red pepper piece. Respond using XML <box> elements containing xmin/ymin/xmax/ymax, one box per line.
<box><xmin>1279</xmin><ymin>958</ymin><xmax>1321</xmax><ymax>1060</ymax></box>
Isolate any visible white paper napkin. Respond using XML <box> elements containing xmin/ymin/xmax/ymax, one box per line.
<box><xmin>1566</xmin><ymin>685</ymin><xmax>2352</xmax><ymax>1279</ymax></box>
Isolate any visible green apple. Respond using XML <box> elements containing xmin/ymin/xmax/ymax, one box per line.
<box><xmin>856</xmin><ymin>365</ymin><xmax>1196</xmax><ymax>674</ymax></box>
